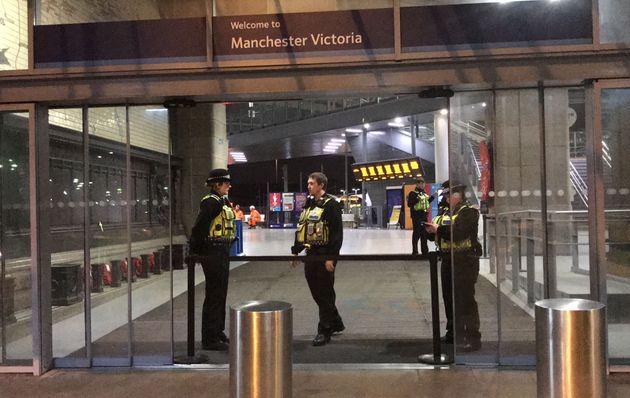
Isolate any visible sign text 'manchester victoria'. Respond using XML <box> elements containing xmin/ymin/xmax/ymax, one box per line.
<box><xmin>213</xmin><ymin>9</ymin><xmax>394</xmax><ymax>57</ymax></box>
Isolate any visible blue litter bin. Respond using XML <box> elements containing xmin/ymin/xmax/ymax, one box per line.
<box><xmin>230</xmin><ymin>220</ymin><xmax>244</xmax><ymax>256</ymax></box>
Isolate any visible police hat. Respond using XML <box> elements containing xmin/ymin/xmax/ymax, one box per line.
<box><xmin>206</xmin><ymin>168</ymin><xmax>231</xmax><ymax>185</ymax></box>
<box><xmin>443</xmin><ymin>183</ymin><xmax>466</xmax><ymax>196</ymax></box>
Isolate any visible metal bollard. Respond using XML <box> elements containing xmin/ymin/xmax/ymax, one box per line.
<box><xmin>230</xmin><ymin>301</ymin><xmax>292</xmax><ymax>398</ymax></box>
<box><xmin>535</xmin><ymin>298</ymin><xmax>606</xmax><ymax>398</ymax></box>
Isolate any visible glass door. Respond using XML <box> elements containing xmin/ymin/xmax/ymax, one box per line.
<box><xmin>597</xmin><ymin>84</ymin><xmax>630</xmax><ymax>366</ymax></box>
<box><xmin>0</xmin><ymin>105</ymin><xmax>34</xmax><ymax>373</ymax></box>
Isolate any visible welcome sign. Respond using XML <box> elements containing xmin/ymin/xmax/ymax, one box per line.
<box><xmin>213</xmin><ymin>8</ymin><xmax>395</xmax><ymax>59</ymax></box>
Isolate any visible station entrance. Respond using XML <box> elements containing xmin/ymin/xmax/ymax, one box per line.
<box><xmin>2</xmin><ymin>82</ymin><xmax>628</xmax><ymax>371</ymax></box>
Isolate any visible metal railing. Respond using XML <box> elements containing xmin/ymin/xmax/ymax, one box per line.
<box><xmin>487</xmin><ymin>209</ymin><xmax>630</xmax><ymax>304</ymax></box>
<box><xmin>569</xmin><ymin>161</ymin><xmax>588</xmax><ymax>207</ymax></box>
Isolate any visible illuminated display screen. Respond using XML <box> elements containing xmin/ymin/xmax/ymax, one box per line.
<box><xmin>352</xmin><ymin>157</ymin><xmax>423</xmax><ymax>182</ymax></box>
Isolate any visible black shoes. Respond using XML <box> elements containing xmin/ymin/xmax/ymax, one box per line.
<box><xmin>462</xmin><ymin>340</ymin><xmax>482</xmax><ymax>352</ymax></box>
<box><xmin>312</xmin><ymin>333</ymin><xmax>331</xmax><ymax>346</ymax></box>
<box><xmin>202</xmin><ymin>341</ymin><xmax>228</xmax><ymax>351</ymax></box>
<box><xmin>440</xmin><ymin>334</ymin><xmax>453</xmax><ymax>344</ymax></box>
<box><xmin>219</xmin><ymin>332</ymin><xmax>229</xmax><ymax>344</ymax></box>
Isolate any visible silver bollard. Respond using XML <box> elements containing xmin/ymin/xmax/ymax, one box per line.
<box><xmin>535</xmin><ymin>298</ymin><xmax>606</xmax><ymax>398</ymax></box>
<box><xmin>230</xmin><ymin>301</ymin><xmax>292</xmax><ymax>398</ymax></box>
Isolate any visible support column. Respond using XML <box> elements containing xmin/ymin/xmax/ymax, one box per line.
<box><xmin>434</xmin><ymin>112</ymin><xmax>449</xmax><ymax>183</ymax></box>
<box><xmin>171</xmin><ymin>103</ymin><xmax>228</xmax><ymax>234</ymax></box>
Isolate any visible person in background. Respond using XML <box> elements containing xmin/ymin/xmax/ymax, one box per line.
<box><xmin>248</xmin><ymin>205</ymin><xmax>261</xmax><ymax>229</ymax></box>
<box><xmin>189</xmin><ymin>168</ymin><xmax>236</xmax><ymax>351</ymax></box>
<box><xmin>234</xmin><ymin>204</ymin><xmax>244</xmax><ymax>221</ymax></box>
<box><xmin>291</xmin><ymin>172</ymin><xmax>345</xmax><ymax>346</ymax></box>
<box><xmin>407</xmin><ymin>177</ymin><xmax>432</xmax><ymax>255</ymax></box>
<box><xmin>425</xmin><ymin>184</ymin><xmax>482</xmax><ymax>352</ymax></box>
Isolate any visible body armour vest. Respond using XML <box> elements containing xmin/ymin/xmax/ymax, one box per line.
<box><xmin>296</xmin><ymin>196</ymin><xmax>333</xmax><ymax>247</ymax></box>
<box><xmin>433</xmin><ymin>203</ymin><xmax>474</xmax><ymax>252</ymax></box>
<box><xmin>203</xmin><ymin>194</ymin><xmax>236</xmax><ymax>243</ymax></box>
<box><xmin>413</xmin><ymin>190</ymin><xmax>430</xmax><ymax>212</ymax></box>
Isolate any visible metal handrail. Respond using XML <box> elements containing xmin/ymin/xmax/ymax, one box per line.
<box><xmin>569</xmin><ymin>161</ymin><xmax>588</xmax><ymax>207</ymax></box>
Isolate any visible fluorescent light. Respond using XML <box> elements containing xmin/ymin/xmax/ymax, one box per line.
<box><xmin>145</xmin><ymin>108</ymin><xmax>167</xmax><ymax>112</ymax></box>
<box><xmin>482</xmin><ymin>102</ymin><xmax>487</xmax><ymax>107</ymax></box>
<box><xmin>388</xmin><ymin>122</ymin><xmax>405</xmax><ymax>127</ymax></box>
<box><xmin>394</xmin><ymin>117</ymin><xmax>403</xmax><ymax>124</ymax></box>
<box><xmin>363</xmin><ymin>123</ymin><xmax>370</xmax><ymax>129</ymax></box>
<box><xmin>326</xmin><ymin>143</ymin><xmax>343</xmax><ymax>147</ymax></box>
<box><xmin>369</xmin><ymin>131</ymin><xmax>385</xmax><ymax>135</ymax></box>
<box><xmin>345</xmin><ymin>128</ymin><xmax>363</xmax><ymax>133</ymax></box>
<box><xmin>323</xmin><ymin>149</ymin><xmax>336</xmax><ymax>153</ymax></box>
<box><xmin>231</xmin><ymin>152</ymin><xmax>245</xmax><ymax>156</ymax></box>
<box><xmin>330</xmin><ymin>138</ymin><xmax>346</xmax><ymax>143</ymax></box>
<box><xmin>440</xmin><ymin>109</ymin><xmax>448</xmax><ymax>116</ymax></box>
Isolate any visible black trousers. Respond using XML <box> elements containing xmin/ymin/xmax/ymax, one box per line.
<box><xmin>411</xmin><ymin>211</ymin><xmax>429</xmax><ymax>254</ymax></box>
<box><xmin>440</xmin><ymin>252</ymin><xmax>481</xmax><ymax>344</ymax></box>
<box><xmin>199</xmin><ymin>248</ymin><xmax>230</xmax><ymax>345</ymax></box>
<box><xmin>304</xmin><ymin>258</ymin><xmax>343</xmax><ymax>334</ymax></box>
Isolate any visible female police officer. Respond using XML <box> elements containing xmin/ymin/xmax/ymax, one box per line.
<box><xmin>189</xmin><ymin>168</ymin><xmax>236</xmax><ymax>351</ymax></box>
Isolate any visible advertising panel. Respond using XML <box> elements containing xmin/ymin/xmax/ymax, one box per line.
<box><xmin>295</xmin><ymin>192</ymin><xmax>309</xmax><ymax>212</ymax></box>
<box><xmin>269</xmin><ymin>192</ymin><xmax>282</xmax><ymax>212</ymax></box>
<box><xmin>282</xmin><ymin>193</ymin><xmax>295</xmax><ymax>212</ymax></box>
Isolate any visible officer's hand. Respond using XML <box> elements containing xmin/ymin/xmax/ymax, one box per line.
<box><xmin>424</xmin><ymin>223</ymin><xmax>438</xmax><ymax>234</ymax></box>
<box><xmin>291</xmin><ymin>254</ymin><xmax>300</xmax><ymax>268</ymax></box>
<box><xmin>325</xmin><ymin>260</ymin><xmax>335</xmax><ymax>272</ymax></box>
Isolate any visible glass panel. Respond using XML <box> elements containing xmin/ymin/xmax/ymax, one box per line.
<box><xmin>544</xmin><ymin>88</ymin><xmax>591</xmax><ymax>299</ymax></box>
<box><xmin>449</xmin><ymin>92</ymin><xmax>501</xmax><ymax>364</ymax></box>
<box><xmin>36</xmin><ymin>0</ymin><xmax>206</xmax><ymax>24</ymax></box>
<box><xmin>48</xmin><ymin>108</ymin><xmax>88</xmax><ymax>361</ymax></box>
<box><xmin>599</xmin><ymin>0</ymin><xmax>630</xmax><ymax>44</ymax></box>
<box><xmin>215</xmin><ymin>0</ymin><xmax>392</xmax><ymax>16</ymax></box>
<box><xmin>88</xmin><ymin>106</ymin><xmax>130</xmax><ymax>364</ymax></box>
<box><xmin>601</xmin><ymin>88</ymin><xmax>630</xmax><ymax>363</ymax></box>
<box><xmin>0</xmin><ymin>0</ymin><xmax>28</xmax><ymax>70</ymax></box>
<box><xmin>129</xmin><ymin>105</ymin><xmax>172</xmax><ymax>364</ymax></box>
<box><xmin>0</xmin><ymin>111</ymin><xmax>32</xmax><ymax>366</ymax></box>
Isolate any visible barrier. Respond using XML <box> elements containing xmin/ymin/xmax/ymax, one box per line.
<box><xmin>230</xmin><ymin>301</ymin><xmax>292</xmax><ymax>398</ymax></box>
<box><xmin>536</xmin><ymin>298</ymin><xmax>606</xmax><ymax>398</ymax></box>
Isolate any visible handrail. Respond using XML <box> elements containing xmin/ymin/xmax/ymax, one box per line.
<box><xmin>569</xmin><ymin>161</ymin><xmax>588</xmax><ymax>207</ymax></box>
<box><xmin>466</xmin><ymin>140</ymin><xmax>482</xmax><ymax>179</ymax></box>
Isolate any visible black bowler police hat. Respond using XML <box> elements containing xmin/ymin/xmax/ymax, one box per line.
<box><xmin>206</xmin><ymin>168</ymin><xmax>231</xmax><ymax>185</ymax></box>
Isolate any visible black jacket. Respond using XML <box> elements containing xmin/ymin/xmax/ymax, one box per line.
<box><xmin>435</xmin><ymin>201</ymin><xmax>481</xmax><ymax>256</ymax></box>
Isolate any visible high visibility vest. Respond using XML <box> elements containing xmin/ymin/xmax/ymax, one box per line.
<box><xmin>413</xmin><ymin>190</ymin><xmax>430</xmax><ymax>212</ymax></box>
<box><xmin>203</xmin><ymin>194</ymin><xmax>236</xmax><ymax>243</ymax></box>
<box><xmin>296</xmin><ymin>196</ymin><xmax>332</xmax><ymax>247</ymax></box>
<box><xmin>434</xmin><ymin>203</ymin><xmax>474</xmax><ymax>252</ymax></box>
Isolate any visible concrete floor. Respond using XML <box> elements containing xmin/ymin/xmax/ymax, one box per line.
<box><xmin>2</xmin><ymin>368</ymin><xmax>630</xmax><ymax>397</ymax></box>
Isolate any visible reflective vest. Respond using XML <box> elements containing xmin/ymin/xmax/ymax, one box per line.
<box><xmin>412</xmin><ymin>190</ymin><xmax>430</xmax><ymax>212</ymax></box>
<box><xmin>434</xmin><ymin>203</ymin><xmax>474</xmax><ymax>252</ymax></box>
<box><xmin>296</xmin><ymin>196</ymin><xmax>332</xmax><ymax>247</ymax></box>
<box><xmin>203</xmin><ymin>194</ymin><xmax>236</xmax><ymax>243</ymax></box>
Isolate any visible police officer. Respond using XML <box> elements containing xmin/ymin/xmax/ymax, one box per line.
<box><xmin>407</xmin><ymin>177</ymin><xmax>432</xmax><ymax>255</ymax></box>
<box><xmin>425</xmin><ymin>184</ymin><xmax>482</xmax><ymax>352</ymax></box>
<box><xmin>189</xmin><ymin>168</ymin><xmax>236</xmax><ymax>351</ymax></box>
<box><xmin>291</xmin><ymin>172</ymin><xmax>345</xmax><ymax>346</ymax></box>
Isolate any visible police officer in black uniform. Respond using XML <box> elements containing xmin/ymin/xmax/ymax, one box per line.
<box><xmin>407</xmin><ymin>177</ymin><xmax>432</xmax><ymax>255</ymax></box>
<box><xmin>291</xmin><ymin>172</ymin><xmax>345</xmax><ymax>346</ymax></box>
<box><xmin>425</xmin><ymin>184</ymin><xmax>482</xmax><ymax>352</ymax></box>
<box><xmin>189</xmin><ymin>168</ymin><xmax>236</xmax><ymax>351</ymax></box>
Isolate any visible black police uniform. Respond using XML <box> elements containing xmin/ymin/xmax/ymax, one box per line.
<box><xmin>435</xmin><ymin>200</ymin><xmax>482</xmax><ymax>350</ymax></box>
<box><xmin>292</xmin><ymin>194</ymin><xmax>344</xmax><ymax>343</ymax></box>
<box><xmin>190</xmin><ymin>192</ymin><xmax>233</xmax><ymax>349</ymax></box>
<box><xmin>407</xmin><ymin>187</ymin><xmax>433</xmax><ymax>255</ymax></box>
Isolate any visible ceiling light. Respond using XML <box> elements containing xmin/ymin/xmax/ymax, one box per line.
<box><xmin>345</xmin><ymin>128</ymin><xmax>363</xmax><ymax>133</ymax></box>
<box><xmin>388</xmin><ymin>122</ymin><xmax>405</xmax><ymax>128</ymax></box>
<box><xmin>369</xmin><ymin>131</ymin><xmax>385</xmax><ymax>135</ymax></box>
<box><xmin>323</xmin><ymin>149</ymin><xmax>336</xmax><ymax>153</ymax></box>
<box><xmin>363</xmin><ymin>123</ymin><xmax>370</xmax><ymax>129</ymax></box>
<box><xmin>482</xmin><ymin>102</ymin><xmax>487</xmax><ymax>107</ymax></box>
<box><xmin>145</xmin><ymin>108</ymin><xmax>167</xmax><ymax>112</ymax></box>
<box><xmin>330</xmin><ymin>138</ymin><xmax>346</xmax><ymax>143</ymax></box>
<box><xmin>395</xmin><ymin>117</ymin><xmax>403</xmax><ymax>124</ymax></box>
<box><xmin>440</xmin><ymin>109</ymin><xmax>448</xmax><ymax>116</ymax></box>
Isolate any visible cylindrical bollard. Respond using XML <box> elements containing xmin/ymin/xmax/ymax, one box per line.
<box><xmin>230</xmin><ymin>301</ymin><xmax>292</xmax><ymax>398</ymax></box>
<box><xmin>536</xmin><ymin>298</ymin><xmax>606</xmax><ymax>398</ymax></box>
